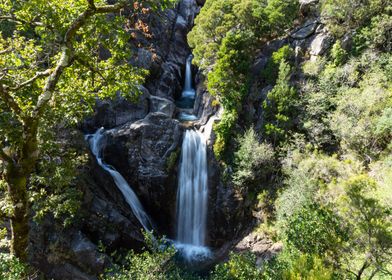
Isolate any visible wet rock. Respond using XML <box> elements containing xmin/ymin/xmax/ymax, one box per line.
<box><xmin>149</xmin><ymin>95</ymin><xmax>176</xmax><ymax>117</ymax></box>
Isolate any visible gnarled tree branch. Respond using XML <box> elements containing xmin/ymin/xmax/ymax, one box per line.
<box><xmin>32</xmin><ymin>0</ymin><xmax>129</xmax><ymax>118</ymax></box>
<box><xmin>11</xmin><ymin>69</ymin><xmax>51</xmax><ymax>91</ymax></box>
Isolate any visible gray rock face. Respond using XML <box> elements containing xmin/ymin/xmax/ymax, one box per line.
<box><xmin>103</xmin><ymin>112</ymin><xmax>184</xmax><ymax>234</ymax></box>
<box><xmin>291</xmin><ymin>19</ymin><xmax>319</xmax><ymax>39</ymax></box>
<box><xmin>145</xmin><ymin>0</ymin><xmax>200</xmax><ymax>101</ymax></box>
<box><xmin>149</xmin><ymin>95</ymin><xmax>176</xmax><ymax>117</ymax></box>
<box><xmin>309</xmin><ymin>32</ymin><xmax>334</xmax><ymax>55</ymax></box>
<box><xmin>235</xmin><ymin>231</ymin><xmax>283</xmax><ymax>267</ymax></box>
<box><xmin>299</xmin><ymin>0</ymin><xmax>320</xmax><ymax>17</ymax></box>
<box><xmin>83</xmin><ymin>90</ymin><xmax>150</xmax><ymax>131</ymax></box>
<box><xmin>70</xmin><ymin>232</ymin><xmax>107</xmax><ymax>273</ymax></box>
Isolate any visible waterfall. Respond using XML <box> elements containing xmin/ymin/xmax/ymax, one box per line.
<box><xmin>181</xmin><ymin>55</ymin><xmax>195</xmax><ymax>99</ymax></box>
<box><xmin>86</xmin><ymin>128</ymin><xmax>153</xmax><ymax>232</ymax></box>
<box><xmin>177</xmin><ymin>54</ymin><xmax>198</xmax><ymax>121</ymax></box>
<box><xmin>175</xmin><ymin>130</ymin><xmax>211</xmax><ymax>261</ymax></box>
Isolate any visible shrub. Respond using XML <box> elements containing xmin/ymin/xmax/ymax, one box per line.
<box><xmin>331</xmin><ymin>40</ymin><xmax>348</xmax><ymax>65</ymax></box>
<box><xmin>210</xmin><ymin>252</ymin><xmax>261</xmax><ymax>280</ymax></box>
<box><xmin>232</xmin><ymin>127</ymin><xmax>275</xmax><ymax>191</ymax></box>
<box><xmin>285</xmin><ymin>204</ymin><xmax>348</xmax><ymax>256</ymax></box>
<box><xmin>321</xmin><ymin>0</ymin><xmax>388</xmax><ymax>37</ymax></box>
<box><xmin>0</xmin><ymin>254</ymin><xmax>27</xmax><ymax>280</ymax></box>
<box><xmin>213</xmin><ymin>109</ymin><xmax>238</xmax><ymax>160</ymax></box>
<box><xmin>262</xmin><ymin>45</ymin><xmax>294</xmax><ymax>84</ymax></box>
<box><xmin>262</xmin><ymin>60</ymin><xmax>297</xmax><ymax>144</ymax></box>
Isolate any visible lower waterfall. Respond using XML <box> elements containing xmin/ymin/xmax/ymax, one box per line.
<box><xmin>175</xmin><ymin>129</ymin><xmax>211</xmax><ymax>261</ymax></box>
<box><xmin>86</xmin><ymin>128</ymin><xmax>153</xmax><ymax>232</ymax></box>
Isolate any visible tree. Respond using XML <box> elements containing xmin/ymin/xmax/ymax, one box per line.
<box><xmin>263</xmin><ymin>59</ymin><xmax>297</xmax><ymax>144</ymax></box>
<box><xmin>338</xmin><ymin>175</ymin><xmax>392</xmax><ymax>279</ymax></box>
<box><xmin>0</xmin><ymin>0</ymin><xmax>171</xmax><ymax>261</ymax></box>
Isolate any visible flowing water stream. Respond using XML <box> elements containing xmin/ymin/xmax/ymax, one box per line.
<box><xmin>174</xmin><ymin>54</ymin><xmax>212</xmax><ymax>261</ymax></box>
<box><xmin>177</xmin><ymin>54</ymin><xmax>198</xmax><ymax>121</ymax></box>
<box><xmin>86</xmin><ymin>53</ymin><xmax>212</xmax><ymax>262</ymax></box>
<box><xmin>175</xmin><ymin>130</ymin><xmax>211</xmax><ymax>261</ymax></box>
<box><xmin>86</xmin><ymin>128</ymin><xmax>153</xmax><ymax>232</ymax></box>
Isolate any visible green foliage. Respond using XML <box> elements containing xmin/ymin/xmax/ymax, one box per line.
<box><xmin>331</xmin><ymin>40</ymin><xmax>347</xmax><ymax>66</ymax></box>
<box><xmin>0</xmin><ymin>254</ymin><xmax>27</xmax><ymax>280</ymax></box>
<box><xmin>285</xmin><ymin>204</ymin><xmax>347</xmax><ymax>256</ymax></box>
<box><xmin>263</xmin><ymin>60</ymin><xmax>297</xmax><ymax>143</ymax></box>
<box><xmin>262</xmin><ymin>45</ymin><xmax>294</xmax><ymax>84</ymax></box>
<box><xmin>187</xmin><ymin>0</ymin><xmax>237</xmax><ymax>71</ymax></box>
<box><xmin>213</xmin><ymin>109</ymin><xmax>238</xmax><ymax>159</ymax></box>
<box><xmin>281</xmin><ymin>254</ymin><xmax>334</xmax><ymax>280</ymax></box>
<box><xmin>103</xmin><ymin>234</ymin><xmax>199</xmax><ymax>280</ymax></box>
<box><xmin>210</xmin><ymin>252</ymin><xmax>262</xmax><ymax>280</ymax></box>
<box><xmin>207</xmin><ymin>30</ymin><xmax>253</xmax><ymax>110</ymax></box>
<box><xmin>274</xmin><ymin>150</ymin><xmax>392</xmax><ymax>278</ymax></box>
<box><xmin>166</xmin><ymin>149</ymin><xmax>180</xmax><ymax>172</ymax></box>
<box><xmin>190</xmin><ymin>0</ymin><xmax>300</xmax><ymax>159</ymax></box>
<box><xmin>275</xmin><ymin>151</ymin><xmax>356</xmax><ymax>228</ymax></box>
<box><xmin>0</xmin><ymin>0</ymin><xmax>174</xmax><ymax>259</ymax></box>
<box><xmin>321</xmin><ymin>0</ymin><xmax>389</xmax><ymax>37</ymax></box>
<box><xmin>330</xmin><ymin>54</ymin><xmax>391</xmax><ymax>160</ymax></box>
<box><xmin>265</xmin><ymin>0</ymin><xmax>299</xmax><ymax>36</ymax></box>
<box><xmin>232</xmin><ymin>127</ymin><xmax>274</xmax><ymax>191</ymax></box>
<box><xmin>353</xmin><ymin>13</ymin><xmax>392</xmax><ymax>54</ymax></box>
<box><xmin>335</xmin><ymin>175</ymin><xmax>392</xmax><ymax>277</ymax></box>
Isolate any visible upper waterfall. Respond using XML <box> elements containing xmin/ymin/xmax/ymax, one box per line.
<box><xmin>177</xmin><ymin>54</ymin><xmax>198</xmax><ymax>121</ymax></box>
<box><xmin>86</xmin><ymin>128</ymin><xmax>153</xmax><ymax>232</ymax></box>
<box><xmin>175</xmin><ymin>130</ymin><xmax>211</xmax><ymax>261</ymax></box>
<box><xmin>181</xmin><ymin>54</ymin><xmax>196</xmax><ymax>99</ymax></box>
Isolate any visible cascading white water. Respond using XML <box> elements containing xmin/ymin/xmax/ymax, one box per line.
<box><xmin>178</xmin><ymin>54</ymin><xmax>198</xmax><ymax>121</ymax></box>
<box><xmin>86</xmin><ymin>128</ymin><xmax>153</xmax><ymax>232</ymax></box>
<box><xmin>175</xmin><ymin>130</ymin><xmax>211</xmax><ymax>261</ymax></box>
<box><xmin>181</xmin><ymin>55</ymin><xmax>196</xmax><ymax>99</ymax></box>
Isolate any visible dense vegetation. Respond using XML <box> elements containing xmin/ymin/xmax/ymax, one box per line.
<box><xmin>1</xmin><ymin>0</ymin><xmax>391</xmax><ymax>279</ymax></box>
<box><xmin>0</xmin><ymin>0</ymin><xmax>172</xmax><ymax>266</ymax></box>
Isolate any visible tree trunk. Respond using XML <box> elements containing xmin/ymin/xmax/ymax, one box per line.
<box><xmin>5</xmin><ymin>163</ymin><xmax>29</xmax><ymax>261</ymax></box>
<box><xmin>4</xmin><ymin>119</ymin><xmax>39</xmax><ymax>261</ymax></box>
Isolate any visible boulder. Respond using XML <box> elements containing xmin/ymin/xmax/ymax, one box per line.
<box><xmin>299</xmin><ymin>0</ymin><xmax>320</xmax><ymax>17</ymax></box>
<box><xmin>235</xmin><ymin>231</ymin><xmax>283</xmax><ymax>267</ymax></box>
<box><xmin>309</xmin><ymin>32</ymin><xmax>334</xmax><ymax>56</ymax></box>
<box><xmin>291</xmin><ymin>19</ymin><xmax>319</xmax><ymax>39</ymax></box>
<box><xmin>149</xmin><ymin>95</ymin><xmax>176</xmax><ymax>117</ymax></box>
<box><xmin>70</xmin><ymin>231</ymin><xmax>107</xmax><ymax>273</ymax></box>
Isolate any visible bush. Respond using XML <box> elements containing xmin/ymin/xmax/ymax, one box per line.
<box><xmin>285</xmin><ymin>204</ymin><xmax>348</xmax><ymax>256</ymax></box>
<box><xmin>262</xmin><ymin>60</ymin><xmax>297</xmax><ymax>144</ymax></box>
<box><xmin>0</xmin><ymin>254</ymin><xmax>27</xmax><ymax>280</ymax></box>
<box><xmin>330</xmin><ymin>56</ymin><xmax>391</xmax><ymax>160</ymax></box>
<box><xmin>103</xmin><ymin>234</ymin><xmax>199</xmax><ymax>280</ymax></box>
<box><xmin>262</xmin><ymin>45</ymin><xmax>294</xmax><ymax>84</ymax></box>
<box><xmin>232</xmin><ymin>127</ymin><xmax>275</xmax><ymax>191</ymax></box>
<box><xmin>213</xmin><ymin>109</ymin><xmax>238</xmax><ymax>160</ymax></box>
<box><xmin>281</xmin><ymin>254</ymin><xmax>334</xmax><ymax>280</ymax></box>
<box><xmin>331</xmin><ymin>40</ymin><xmax>348</xmax><ymax>66</ymax></box>
<box><xmin>210</xmin><ymin>252</ymin><xmax>261</xmax><ymax>280</ymax></box>
<box><xmin>275</xmin><ymin>150</ymin><xmax>357</xmax><ymax>227</ymax></box>
<box><xmin>321</xmin><ymin>0</ymin><xmax>388</xmax><ymax>37</ymax></box>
